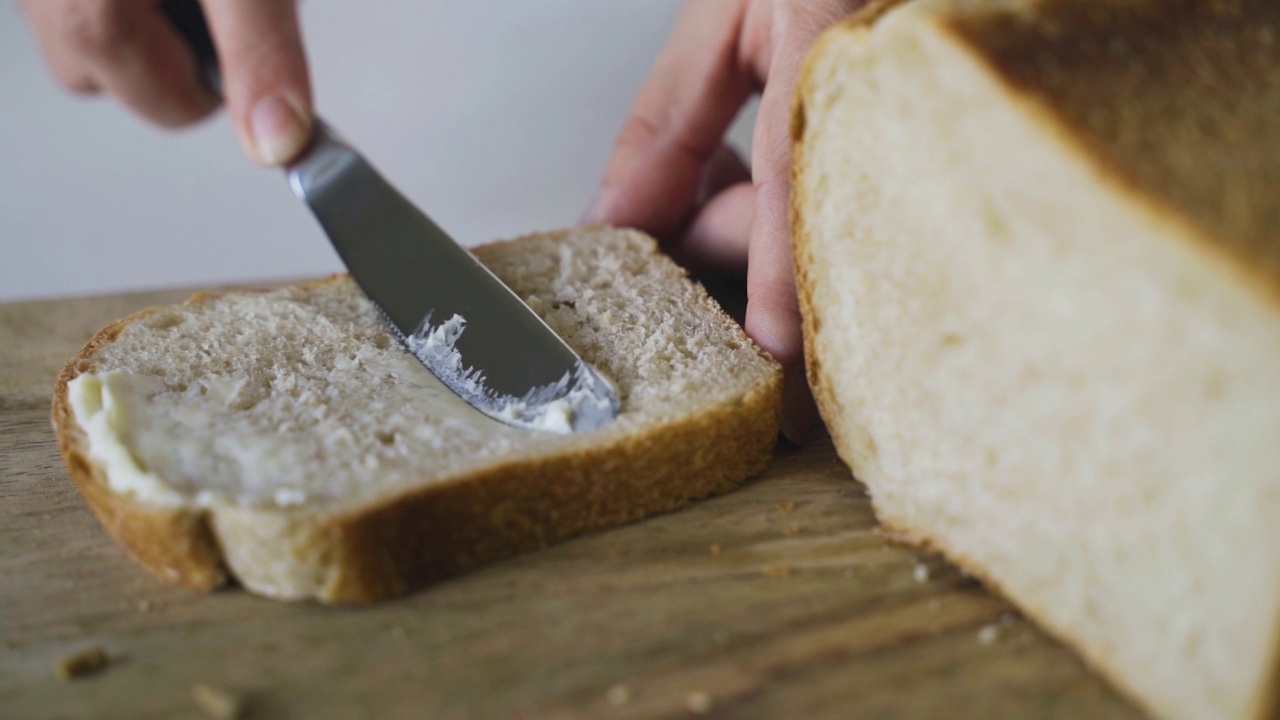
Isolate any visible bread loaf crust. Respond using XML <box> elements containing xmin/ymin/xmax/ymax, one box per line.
<box><xmin>792</xmin><ymin>1</ymin><xmax>1279</xmax><ymax>717</ymax></box>
<box><xmin>53</xmin><ymin>233</ymin><xmax>783</xmax><ymax>603</ymax></box>
<box><xmin>945</xmin><ymin>0</ymin><xmax>1280</xmax><ymax>296</ymax></box>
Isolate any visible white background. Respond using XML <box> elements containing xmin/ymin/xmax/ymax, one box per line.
<box><xmin>0</xmin><ymin>1</ymin><xmax>757</xmax><ymax>302</ymax></box>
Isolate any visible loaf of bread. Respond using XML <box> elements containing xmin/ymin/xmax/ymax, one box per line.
<box><xmin>53</xmin><ymin>227</ymin><xmax>782</xmax><ymax>603</ymax></box>
<box><xmin>792</xmin><ymin>1</ymin><xmax>1279</xmax><ymax>719</ymax></box>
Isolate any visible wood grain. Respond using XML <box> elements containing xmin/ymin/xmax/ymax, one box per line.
<box><xmin>0</xmin><ymin>287</ymin><xmax>1144</xmax><ymax>720</ymax></box>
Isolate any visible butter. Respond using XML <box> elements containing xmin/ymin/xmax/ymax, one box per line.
<box><xmin>405</xmin><ymin>312</ymin><xmax>617</xmax><ymax>433</ymax></box>
<box><xmin>64</xmin><ymin>321</ymin><xmax>600</xmax><ymax>509</ymax></box>
<box><xmin>494</xmin><ymin>397</ymin><xmax>575</xmax><ymax>434</ymax></box>
<box><xmin>67</xmin><ymin>372</ymin><xmax>185</xmax><ymax>506</ymax></box>
<box><xmin>64</xmin><ymin>352</ymin><xmax>533</xmax><ymax>508</ymax></box>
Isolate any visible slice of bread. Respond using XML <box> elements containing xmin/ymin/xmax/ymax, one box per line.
<box><xmin>792</xmin><ymin>1</ymin><xmax>1280</xmax><ymax>719</ymax></box>
<box><xmin>52</xmin><ymin>227</ymin><xmax>782</xmax><ymax>603</ymax></box>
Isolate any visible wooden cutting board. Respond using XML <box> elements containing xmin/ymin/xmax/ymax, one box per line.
<box><xmin>0</xmin><ymin>286</ymin><xmax>1143</xmax><ymax>720</ymax></box>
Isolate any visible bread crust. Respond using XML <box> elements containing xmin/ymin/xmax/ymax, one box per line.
<box><xmin>52</xmin><ymin>247</ymin><xmax>783</xmax><ymax>603</ymax></box>
<box><xmin>52</xmin><ymin>282</ymin><xmax>342</xmax><ymax>591</ymax></box>
<box><xmin>790</xmin><ymin>2</ymin><xmax>902</xmax><ymax>488</ymax></box>
<box><xmin>321</xmin><ymin>377</ymin><xmax>780</xmax><ymax>601</ymax></box>
<box><xmin>942</xmin><ymin>0</ymin><xmax>1280</xmax><ymax>299</ymax></box>
<box><xmin>53</xmin><ymin>305</ymin><xmax>228</xmax><ymax>590</ymax></box>
<box><xmin>791</xmin><ymin>2</ymin><xmax>1279</xmax><ymax>717</ymax></box>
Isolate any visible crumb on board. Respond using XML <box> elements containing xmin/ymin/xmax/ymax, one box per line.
<box><xmin>777</xmin><ymin>501</ymin><xmax>796</xmax><ymax>513</ymax></box>
<box><xmin>784</xmin><ymin>524</ymin><xmax>801</xmax><ymax>537</ymax></box>
<box><xmin>608</xmin><ymin>547</ymin><xmax>622</xmax><ymax>560</ymax></box>
<box><xmin>56</xmin><ymin>647</ymin><xmax>109</xmax><ymax>679</ymax></box>
<box><xmin>912</xmin><ymin>563</ymin><xmax>930</xmax><ymax>583</ymax></box>
<box><xmin>927</xmin><ymin>599</ymin><xmax>941</xmax><ymax>613</ymax></box>
<box><xmin>685</xmin><ymin>691</ymin><xmax>714</xmax><ymax>714</ymax></box>
<box><xmin>391</xmin><ymin>625</ymin><xmax>408</xmax><ymax>639</ymax></box>
<box><xmin>977</xmin><ymin>624</ymin><xmax>1001</xmax><ymax>645</ymax></box>
<box><xmin>764</xmin><ymin>564</ymin><xmax>792</xmax><ymax>578</ymax></box>
<box><xmin>192</xmin><ymin>683</ymin><xmax>245</xmax><ymax>720</ymax></box>
<box><xmin>137</xmin><ymin>600</ymin><xmax>153</xmax><ymax>613</ymax></box>
<box><xmin>713</xmin><ymin>629</ymin><xmax>731</xmax><ymax>644</ymax></box>
<box><xmin>606</xmin><ymin>683</ymin><xmax>633</xmax><ymax>706</ymax></box>
<box><xmin>1000</xmin><ymin>612</ymin><xmax>1017</xmax><ymax>626</ymax></box>
<box><xmin>709</xmin><ymin>543</ymin><xmax>722</xmax><ymax>556</ymax></box>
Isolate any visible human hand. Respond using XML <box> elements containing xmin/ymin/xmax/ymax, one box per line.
<box><xmin>584</xmin><ymin>0</ymin><xmax>865</xmax><ymax>443</ymax></box>
<box><xmin>21</xmin><ymin>0</ymin><xmax>313</xmax><ymax>165</ymax></box>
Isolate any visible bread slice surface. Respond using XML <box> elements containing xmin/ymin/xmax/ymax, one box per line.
<box><xmin>53</xmin><ymin>227</ymin><xmax>782</xmax><ymax>602</ymax></box>
<box><xmin>792</xmin><ymin>2</ymin><xmax>1280</xmax><ymax>719</ymax></box>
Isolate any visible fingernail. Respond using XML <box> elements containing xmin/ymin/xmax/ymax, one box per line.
<box><xmin>249</xmin><ymin>94</ymin><xmax>311</xmax><ymax>166</ymax></box>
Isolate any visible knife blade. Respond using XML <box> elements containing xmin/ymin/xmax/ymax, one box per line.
<box><xmin>162</xmin><ymin>0</ymin><xmax>619</xmax><ymax>433</ymax></box>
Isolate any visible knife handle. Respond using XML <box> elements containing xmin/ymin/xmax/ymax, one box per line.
<box><xmin>161</xmin><ymin>0</ymin><xmax>224</xmax><ymax>98</ymax></box>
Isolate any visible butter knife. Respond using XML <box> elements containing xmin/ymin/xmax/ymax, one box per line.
<box><xmin>162</xmin><ymin>0</ymin><xmax>619</xmax><ymax>433</ymax></box>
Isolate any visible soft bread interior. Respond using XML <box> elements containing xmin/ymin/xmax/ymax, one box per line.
<box><xmin>795</xmin><ymin>6</ymin><xmax>1280</xmax><ymax>720</ymax></box>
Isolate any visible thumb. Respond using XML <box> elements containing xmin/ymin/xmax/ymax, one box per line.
<box><xmin>203</xmin><ymin>0</ymin><xmax>312</xmax><ymax>166</ymax></box>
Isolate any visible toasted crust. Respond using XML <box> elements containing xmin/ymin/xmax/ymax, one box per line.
<box><xmin>791</xmin><ymin>1</ymin><xmax>1279</xmax><ymax>717</ymax></box>
<box><xmin>943</xmin><ymin>0</ymin><xmax>1280</xmax><ymax>296</ymax></box>
<box><xmin>321</xmin><ymin>379</ymin><xmax>780</xmax><ymax>601</ymax></box>
<box><xmin>52</xmin><ymin>255</ymin><xmax>782</xmax><ymax>603</ymax></box>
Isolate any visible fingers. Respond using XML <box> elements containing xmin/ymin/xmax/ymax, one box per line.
<box><xmin>583</xmin><ymin>0</ymin><xmax>754</xmax><ymax>238</ymax></box>
<box><xmin>18</xmin><ymin>0</ymin><xmax>313</xmax><ymax>160</ymax></box>
<box><xmin>746</xmin><ymin>173</ymin><xmax>815</xmax><ymax>443</ymax></box>
<box><xmin>589</xmin><ymin>0</ymin><xmax>854</xmax><ymax>442</ymax></box>
<box><xmin>675</xmin><ymin>182</ymin><xmax>754</xmax><ymax>273</ymax></box>
<box><xmin>202</xmin><ymin>0</ymin><xmax>312</xmax><ymax>165</ymax></box>
<box><xmin>91</xmin><ymin>2</ymin><xmax>221</xmax><ymax>127</ymax></box>
<box><xmin>742</xmin><ymin>2</ymin><xmax>854</xmax><ymax>443</ymax></box>
<box><xmin>667</xmin><ymin>144</ymin><xmax>753</xmax><ymax>271</ymax></box>
<box><xmin>21</xmin><ymin>0</ymin><xmax>217</xmax><ymax>126</ymax></box>
<box><xmin>18</xmin><ymin>0</ymin><xmax>98</xmax><ymax>93</ymax></box>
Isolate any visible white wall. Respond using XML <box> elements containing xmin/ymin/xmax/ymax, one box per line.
<box><xmin>0</xmin><ymin>1</ymin><xmax>757</xmax><ymax>302</ymax></box>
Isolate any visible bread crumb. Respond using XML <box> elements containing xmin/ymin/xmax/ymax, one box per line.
<box><xmin>192</xmin><ymin>683</ymin><xmax>244</xmax><ymax>720</ymax></box>
<box><xmin>709</xmin><ymin>543</ymin><xmax>722</xmax><ymax>556</ymax></box>
<box><xmin>927</xmin><ymin>599</ymin><xmax>941</xmax><ymax>612</ymax></box>
<box><xmin>1020</xmin><ymin>630</ymin><xmax>1035</xmax><ymax>644</ymax></box>
<box><xmin>1000</xmin><ymin>612</ymin><xmax>1017</xmax><ymax>626</ymax></box>
<box><xmin>391</xmin><ymin>625</ymin><xmax>408</xmax><ymax>639</ymax></box>
<box><xmin>912</xmin><ymin>563</ymin><xmax>929</xmax><ymax>583</ymax></box>
<box><xmin>764</xmin><ymin>564</ymin><xmax>791</xmax><ymax>578</ymax></box>
<box><xmin>608</xmin><ymin>547</ymin><xmax>622</xmax><ymax>560</ymax></box>
<box><xmin>777</xmin><ymin>501</ymin><xmax>795</xmax><ymax>513</ymax></box>
<box><xmin>56</xmin><ymin>647</ymin><xmax>109</xmax><ymax>679</ymax></box>
<box><xmin>606</xmin><ymin>684</ymin><xmax>633</xmax><ymax>706</ymax></box>
<box><xmin>137</xmin><ymin>600</ymin><xmax>153</xmax><ymax>613</ymax></box>
<box><xmin>685</xmin><ymin>691</ymin><xmax>713</xmax><ymax>714</ymax></box>
<box><xmin>977</xmin><ymin>624</ymin><xmax>1001</xmax><ymax>645</ymax></box>
<box><xmin>713</xmin><ymin>629</ymin><xmax>730</xmax><ymax>644</ymax></box>
<box><xmin>784</xmin><ymin>524</ymin><xmax>801</xmax><ymax>537</ymax></box>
